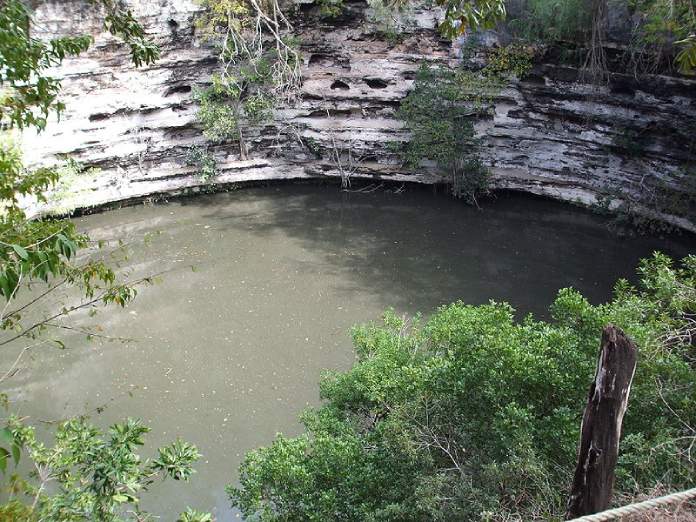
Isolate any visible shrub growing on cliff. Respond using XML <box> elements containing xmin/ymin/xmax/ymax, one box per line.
<box><xmin>398</xmin><ymin>63</ymin><xmax>489</xmax><ymax>205</ymax></box>
<box><xmin>194</xmin><ymin>69</ymin><xmax>276</xmax><ymax>149</ymax></box>
<box><xmin>194</xmin><ymin>0</ymin><xmax>301</xmax><ymax>158</ymax></box>
<box><xmin>507</xmin><ymin>0</ymin><xmax>591</xmax><ymax>45</ymax></box>
<box><xmin>397</xmin><ymin>46</ymin><xmax>531</xmax><ymax>205</ymax></box>
<box><xmin>629</xmin><ymin>0</ymin><xmax>696</xmax><ymax>74</ymax></box>
<box><xmin>230</xmin><ymin>253</ymin><xmax>696</xmax><ymax>520</ymax></box>
<box><xmin>186</xmin><ymin>145</ymin><xmax>219</xmax><ymax>182</ymax></box>
<box><xmin>437</xmin><ymin>0</ymin><xmax>506</xmax><ymax>37</ymax></box>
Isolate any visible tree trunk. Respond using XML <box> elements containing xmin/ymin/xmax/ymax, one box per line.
<box><xmin>565</xmin><ymin>325</ymin><xmax>638</xmax><ymax>519</ymax></box>
<box><xmin>238</xmin><ymin>126</ymin><xmax>248</xmax><ymax>160</ymax></box>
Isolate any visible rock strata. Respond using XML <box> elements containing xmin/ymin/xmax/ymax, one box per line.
<box><xmin>22</xmin><ymin>0</ymin><xmax>696</xmax><ymax>231</ymax></box>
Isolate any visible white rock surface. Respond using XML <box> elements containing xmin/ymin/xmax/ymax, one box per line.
<box><xmin>21</xmin><ymin>0</ymin><xmax>696</xmax><ymax>231</ymax></box>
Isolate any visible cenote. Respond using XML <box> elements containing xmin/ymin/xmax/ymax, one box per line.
<box><xmin>1</xmin><ymin>184</ymin><xmax>694</xmax><ymax>519</ymax></box>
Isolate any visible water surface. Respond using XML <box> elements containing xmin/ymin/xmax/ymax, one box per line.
<box><xmin>2</xmin><ymin>185</ymin><xmax>694</xmax><ymax>519</ymax></box>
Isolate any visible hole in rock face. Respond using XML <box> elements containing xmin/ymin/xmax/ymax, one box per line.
<box><xmin>88</xmin><ymin>112</ymin><xmax>111</xmax><ymax>122</ymax></box>
<box><xmin>308</xmin><ymin>54</ymin><xmax>332</xmax><ymax>66</ymax></box>
<box><xmin>522</xmin><ymin>73</ymin><xmax>546</xmax><ymax>85</ymax></box>
<box><xmin>168</xmin><ymin>19</ymin><xmax>179</xmax><ymax>31</ymax></box>
<box><xmin>165</xmin><ymin>84</ymin><xmax>192</xmax><ymax>96</ymax></box>
<box><xmin>401</xmin><ymin>70</ymin><xmax>416</xmax><ymax>80</ymax></box>
<box><xmin>364</xmin><ymin>78</ymin><xmax>388</xmax><ymax>89</ymax></box>
<box><xmin>330</xmin><ymin>79</ymin><xmax>350</xmax><ymax>90</ymax></box>
<box><xmin>610</xmin><ymin>80</ymin><xmax>636</xmax><ymax>97</ymax></box>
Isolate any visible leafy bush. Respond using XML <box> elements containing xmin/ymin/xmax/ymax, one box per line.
<box><xmin>194</xmin><ymin>74</ymin><xmax>244</xmax><ymax>143</ymax></box>
<box><xmin>438</xmin><ymin>0</ymin><xmax>506</xmax><ymax>38</ymax></box>
<box><xmin>230</xmin><ymin>253</ymin><xmax>696</xmax><ymax>521</ymax></box>
<box><xmin>194</xmin><ymin>0</ymin><xmax>300</xmax><ymax>157</ymax></box>
<box><xmin>316</xmin><ymin>0</ymin><xmax>345</xmax><ymax>18</ymax></box>
<box><xmin>1</xmin><ymin>417</ymin><xmax>208</xmax><ymax>521</ymax></box>
<box><xmin>397</xmin><ymin>46</ymin><xmax>532</xmax><ymax>205</ymax></box>
<box><xmin>186</xmin><ymin>146</ymin><xmax>219</xmax><ymax>182</ymax></box>
<box><xmin>193</xmin><ymin>61</ymin><xmax>282</xmax><ymax>158</ymax></box>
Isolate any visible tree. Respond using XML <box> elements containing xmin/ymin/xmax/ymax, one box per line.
<box><xmin>0</xmin><ymin>1</ymin><xmax>210</xmax><ymax>519</ymax></box>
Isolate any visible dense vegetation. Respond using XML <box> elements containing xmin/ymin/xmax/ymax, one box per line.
<box><xmin>507</xmin><ymin>0</ymin><xmax>696</xmax><ymax>75</ymax></box>
<box><xmin>230</xmin><ymin>253</ymin><xmax>696</xmax><ymax>520</ymax></box>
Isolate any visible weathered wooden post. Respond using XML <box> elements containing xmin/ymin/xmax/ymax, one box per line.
<box><xmin>565</xmin><ymin>325</ymin><xmax>638</xmax><ymax>519</ymax></box>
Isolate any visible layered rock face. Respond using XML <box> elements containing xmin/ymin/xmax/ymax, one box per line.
<box><xmin>23</xmin><ymin>0</ymin><xmax>696</xmax><ymax>231</ymax></box>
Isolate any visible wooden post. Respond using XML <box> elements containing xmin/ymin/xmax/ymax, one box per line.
<box><xmin>565</xmin><ymin>325</ymin><xmax>638</xmax><ymax>519</ymax></box>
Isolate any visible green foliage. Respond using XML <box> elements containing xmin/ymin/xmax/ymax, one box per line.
<box><xmin>398</xmin><ymin>64</ymin><xmax>478</xmax><ymax>168</ymax></box>
<box><xmin>178</xmin><ymin>508</ymin><xmax>214</xmax><ymax>522</ymax></box>
<box><xmin>438</xmin><ymin>0</ymin><xmax>506</xmax><ymax>38</ymax></box>
<box><xmin>1</xmin><ymin>416</ymin><xmax>206</xmax><ymax>521</ymax></box>
<box><xmin>0</xmin><ymin>0</ymin><xmax>160</xmax><ymax>307</ymax></box>
<box><xmin>507</xmin><ymin>0</ymin><xmax>591</xmax><ymax>44</ymax></box>
<box><xmin>485</xmin><ymin>43</ymin><xmax>535</xmax><ymax>78</ymax></box>
<box><xmin>508</xmin><ymin>0</ymin><xmax>696</xmax><ymax>75</ymax></box>
<box><xmin>194</xmin><ymin>0</ymin><xmax>253</xmax><ymax>34</ymax></box>
<box><xmin>367</xmin><ymin>0</ymin><xmax>416</xmax><ymax>44</ymax></box>
<box><xmin>194</xmin><ymin>67</ymin><xmax>276</xmax><ymax>144</ymax></box>
<box><xmin>450</xmin><ymin>157</ymin><xmax>490</xmax><ymax>202</ymax></box>
<box><xmin>676</xmin><ymin>34</ymin><xmax>696</xmax><ymax>73</ymax></box>
<box><xmin>231</xmin><ymin>253</ymin><xmax>696</xmax><ymax>521</ymax></box>
<box><xmin>629</xmin><ymin>0</ymin><xmax>696</xmax><ymax>74</ymax></box>
<box><xmin>316</xmin><ymin>0</ymin><xmax>345</xmax><ymax>18</ymax></box>
<box><xmin>398</xmin><ymin>63</ymin><xmax>486</xmax><ymax>204</ymax></box>
<box><xmin>0</xmin><ymin>0</ymin><xmax>158</xmax><ymax>132</ymax></box>
<box><xmin>397</xmin><ymin>45</ymin><xmax>532</xmax><ymax>204</ymax></box>
<box><xmin>193</xmin><ymin>58</ymin><xmax>281</xmax><ymax>148</ymax></box>
<box><xmin>194</xmin><ymin>74</ymin><xmax>243</xmax><ymax>142</ymax></box>
<box><xmin>186</xmin><ymin>146</ymin><xmax>219</xmax><ymax>182</ymax></box>
<box><xmin>0</xmin><ymin>0</ymin><xmax>91</xmax><ymax>131</ymax></box>
<box><xmin>43</xmin><ymin>158</ymin><xmax>103</xmax><ymax>215</ymax></box>
<box><xmin>0</xmin><ymin>139</ymin><xmax>126</xmax><ymax>308</ymax></box>
<box><xmin>194</xmin><ymin>0</ymin><xmax>300</xmax><ymax>155</ymax></box>
<box><xmin>98</xmin><ymin>0</ymin><xmax>161</xmax><ymax>67</ymax></box>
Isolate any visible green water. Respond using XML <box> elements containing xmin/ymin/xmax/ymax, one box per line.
<box><xmin>2</xmin><ymin>185</ymin><xmax>694</xmax><ymax>519</ymax></box>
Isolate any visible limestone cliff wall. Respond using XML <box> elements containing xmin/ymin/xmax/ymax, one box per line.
<box><xmin>22</xmin><ymin>0</ymin><xmax>696</xmax><ymax>231</ymax></box>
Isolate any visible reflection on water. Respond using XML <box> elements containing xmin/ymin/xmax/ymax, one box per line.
<box><xmin>1</xmin><ymin>185</ymin><xmax>694</xmax><ymax>519</ymax></box>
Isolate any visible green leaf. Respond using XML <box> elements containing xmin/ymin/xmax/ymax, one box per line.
<box><xmin>11</xmin><ymin>244</ymin><xmax>28</xmax><ymax>260</ymax></box>
<box><xmin>0</xmin><ymin>427</ymin><xmax>13</xmax><ymax>445</ymax></box>
<box><xmin>0</xmin><ymin>447</ymin><xmax>9</xmax><ymax>473</ymax></box>
<box><xmin>11</xmin><ymin>443</ymin><xmax>20</xmax><ymax>466</ymax></box>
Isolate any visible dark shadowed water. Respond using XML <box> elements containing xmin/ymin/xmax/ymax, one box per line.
<box><xmin>2</xmin><ymin>184</ymin><xmax>694</xmax><ymax>519</ymax></box>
